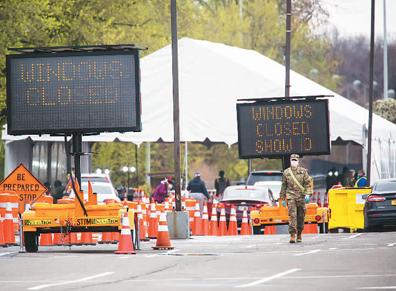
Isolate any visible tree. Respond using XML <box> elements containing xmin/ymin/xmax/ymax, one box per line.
<box><xmin>374</xmin><ymin>99</ymin><xmax>396</xmax><ymax>124</ymax></box>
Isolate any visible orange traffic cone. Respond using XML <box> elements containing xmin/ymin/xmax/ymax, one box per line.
<box><xmin>80</xmin><ymin>232</ymin><xmax>95</xmax><ymax>245</ymax></box>
<box><xmin>53</xmin><ymin>233</ymin><xmax>63</xmax><ymax>245</ymax></box>
<box><xmin>218</xmin><ymin>205</ymin><xmax>227</xmax><ymax>236</ymax></box>
<box><xmin>4</xmin><ymin>203</ymin><xmax>16</xmax><ymax>245</ymax></box>
<box><xmin>240</xmin><ymin>209</ymin><xmax>252</xmax><ymax>235</ymax></box>
<box><xmin>227</xmin><ymin>206</ymin><xmax>238</xmax><ymax>236</ymax></box>
<box><xmin>192</xmin><ymin>202</ymin><xmax>202</xmax><ymax>236</ymax></box>
<box><xmin>111</xmin><ymin>231</ymin><xmax>120</xmax><ymax>244</ymax></box>
<box><xmin>153</xmin><ymin>212</ymin><xmax>173</xmax><ymax>250</ymax></box>
<box><xmin>148</xmin><ymin>203</ymin><xmax>158</xmax><ymax>238</ymax></box>
<box><xmin>201</xmin><ymin>203</ymin><xmax>209</xmax><ymax>236</ymax></box>
<box><xmin>64</xmin><ymin>232</ymin><xmax>79</xmax><ymax>246</ymax></box>
<box><xmin>115</xmin><ymin>211</ymin><xmax>136</xmax><ymax>254</ymax></box>
<box><xmin>303</xmin><ymin>223</ymin><xmax>318</xmax><ymax>234</ymax></box>
<box><xmin>264</xmin><ymin>225</ymin><xmax>277</xmax><ymax>235</ymax></box>
<box><xmin>39</xmin><ymin>233</ymin><xmax>53</xmax><ymax>246</ymax></box>
<box><xmin>99</xmin><ymin>232</ymin><xmax>113</xmax><ymax>244</ymax></box>
<box><xmin>0</xmin><ymin>218</ymin><xmax>5</xmax><ymax>247</ymax></box>
<box><xmin>137</xmin><ymin>203</ymin><xmax>149</xmax><ymax>241</ymax></box>
<box><xmin>209</xmin><ymin>204</ymin><xmax>218</xmax><ymax>236</ymax></box>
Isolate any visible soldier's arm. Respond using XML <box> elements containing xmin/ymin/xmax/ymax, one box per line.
<box><xmin>280</xmin><ymin>171</ymin><xmax>288</xmax><ymax>200</ymax></box>
<box><xmin>303</xmin><ymin>171</ymin><xmax>313</xmax><ymax>195</ymax></box>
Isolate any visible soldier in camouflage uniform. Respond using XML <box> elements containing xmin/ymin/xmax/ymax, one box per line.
<box><xmin>280</xmin><ymin>154</ymin><xmax>313</xmax><ymax>243</ymax></box>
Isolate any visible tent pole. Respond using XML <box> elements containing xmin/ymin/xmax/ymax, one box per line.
<box><xmin>171</xmin><ymin>0</ymin><xmax>182</xmax><ymax>211</ymax></box>
<box><xmin>184</xmin><ymin>141</ymin><xmax>188</xmax><ymax>190</ymax></box>
<box><xmin>367</xmin><ymin>0</ymin><xmax>375</xmax><ymax>184</ymax></box>
<box><xmin>145</xmin><ymin>142</ymin><xmax>151</xmax><ymax>187</ymax></box>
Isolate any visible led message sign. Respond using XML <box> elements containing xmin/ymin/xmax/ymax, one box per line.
<box><xmin>237</xmin><ymin>99</ymin><xmax>330</xmax><ymax>158</ymax></box>
<box><xmin>6</xmin><ymin>50</ymin><xmax>141</xmax><ymax>135</ymax></box>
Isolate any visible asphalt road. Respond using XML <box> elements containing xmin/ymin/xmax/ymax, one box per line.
<box><xmin>0</xmin><ymin>232</ymin><xmax>395</xmax><ymax>291</ymax></box>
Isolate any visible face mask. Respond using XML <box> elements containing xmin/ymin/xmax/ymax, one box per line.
<box><xmin>291</xmin><ymin>160</ymin><xmax>299</xmax><ymax>168</ymax></box>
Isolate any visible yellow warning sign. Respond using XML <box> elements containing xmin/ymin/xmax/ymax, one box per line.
<box><xmin>0</xmin><ymin>164</ymin><xmax>47</xmax><ymax>213</ymax></box>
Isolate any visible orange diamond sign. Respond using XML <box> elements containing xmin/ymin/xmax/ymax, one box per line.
<box><xmin>0</xmin><ymin>163</ymin><xmax>47</xmax><ymax>213</ymax></box>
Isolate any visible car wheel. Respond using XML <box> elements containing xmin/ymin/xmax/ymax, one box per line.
<box><xmin>253</xmin><ymin>225</ymin><xmax>262</xmax><ymax>235</ymax></box>
<box><xmin>24</xmin><ymin>232</ymin><xmax>38</xmax><ymax>252</ymax></box>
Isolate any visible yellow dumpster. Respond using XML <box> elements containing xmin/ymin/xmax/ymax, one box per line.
<box><xmin>328</xmin><ymin>187</ymin><xmax>372</xmax><ymax>232</ymax></box>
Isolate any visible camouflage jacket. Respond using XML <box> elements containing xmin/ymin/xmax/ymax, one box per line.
<box><xmin>280</xmin><ymin>166</ymin><xmax>313</xmax><ymax>200</ymax></box>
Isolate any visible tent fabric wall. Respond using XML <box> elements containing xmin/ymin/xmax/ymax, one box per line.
<box><xmin>2</xmin><ymin>38</ymin><xmax>396</xmax><ymax>182</ymax></box>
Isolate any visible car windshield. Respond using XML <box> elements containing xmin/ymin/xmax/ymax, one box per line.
<box><xmin>373</xmin><ymin>180</ymin><xmax>396</xmax><ymax>192</ymax></box>
<box><xmin>247</xmin><ymin>173</ymin><xmax>282</xmax><ymax>185</ymax></box>
<box><xmin>222</xmin><ymin>188</ymin><xmax>268</xmax><ymax>201</ymax></box>
<box><xmin>81</xmin><ymin>184</ymin><xmax>113</xmax><ymax>195</ymax></box>
<box><xmin>82</xmin><ymin>177</ymin><xmax>109</xmax><ymax>183</ymax></box>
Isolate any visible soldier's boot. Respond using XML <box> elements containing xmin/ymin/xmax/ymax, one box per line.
<box><xmin>297</xmin><ymin>233</ymin><xmax>302</xmax><ymax>243</ymax></box>
<box><xmin>289</xmin><ymin>234</ymin><xmax>296</xmax><ymax>243</ymax></box>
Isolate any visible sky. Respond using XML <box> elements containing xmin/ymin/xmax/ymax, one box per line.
<box><xmin>320</xmin><ymin>0</ymin><xmax>396</xmax><ymax>40</ymax></box>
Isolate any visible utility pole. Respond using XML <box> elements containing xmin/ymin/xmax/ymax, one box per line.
<box><xmin>171</xmin><ymin>0</ymin><xmax>182</xmax><ymax>211</ymax></box>
<box><xmin>283</xmin><ymin>0</ymin><xmax>292</xmax><ymax>170</ymax></box>
<box><xmin>383</xmin><ymin>0</ymin><xmax>389</xmax><ymax>99</ymax></box>
<box><xmin>367</xmin><ymin>0</ymin><xmax>376</xmax><ymax>184</ymax></box>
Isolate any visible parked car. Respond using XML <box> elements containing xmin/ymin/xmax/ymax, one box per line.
<box><xmin>219</xmin><ymin>186</ymin><xmax>276</xmax><ymax>226</ymax></box>
<box><xmin>246</xmin><ymin>170</ymin><xmax>283</xmax><ymax>200</ymax></box>
<box><xmin>364</xmin><ymin>178</ymin><xmax>396</xmax><ymax>232</ymax></box>
<box><xmin>69</xmin><ymin>181</ymin><xmax>120</xmax><ymax>203</ymax></box>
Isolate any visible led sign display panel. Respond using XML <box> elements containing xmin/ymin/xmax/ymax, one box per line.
<box><xmin>237</xmin><ymin>99</ymin><xmax>330</xmax><ymax>158</ymax></box>
<box><xmin>7</xmin><ymin>51</ymin><xmax>141</xmax><ymax>135</ymax></box>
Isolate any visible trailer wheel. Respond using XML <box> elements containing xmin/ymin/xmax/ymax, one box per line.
<box><xmin>253</xmin><ymin>225</ymin><xmax>262</xmax><ymax>235</ymax></box>
<box><xmin>24</xmin><ymin>232</ymin><xmax>38</xmax><ymax>252</ymax></box>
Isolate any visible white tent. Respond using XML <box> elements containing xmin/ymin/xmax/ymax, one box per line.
<box><xmin>3</xmin><ymin>38</ymin><xmax>396</xmax><ymax>181</ymax></box>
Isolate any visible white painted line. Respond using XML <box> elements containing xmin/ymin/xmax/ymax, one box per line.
<box><xmin>344</xmin><ymin>233</ymin><xmax>363</xmax><ymax>240</ymax></box>
<box><xmin>286</xmin><ymin>274</ymin><xmax>396</xmax><ymax>279</ymax></box>
<box><xmin>387</xmin><ymin>243</ymin><xmax>396</xmax><ymax>247</ymax></box>
<box><xmin>28</xmin><ymin>272</ymin><xmax>114</xmax><ymax>290</ymax></box>
<box><xmin>145</xmin><ymin>254</ymin><xmax>158</xmax><ymax>258</ymax></box>
<box><xmin>235</xmin><ymin>268</ymin><xmax>301</xmax><ymax>288</ymax></box>
<box><xmin>166</xmin><ymin>249</ymin><xmax>178</xmax><ymax>255</ymax></box>
<box><xmin>294</xmin><ymin>249</ymin><xmax>321</xmax><ymax>256</ymax></box>
<box><xmin>0</xmin><ymin>252</ymin><xmax>13</xmax><ymax>257</ymax></box>
<box><xmin>246</xmin><ymin>245</ymin><xmax>256</xmax><ymax>248</ymax></box>
<box><xmin>119</xmin><ymin>256</ymin><xmax>130</xmax><ymax>259</ymax></box>
<box><xmin>329</xmin><ymin>248</ymin><xmax>338</xmax><ymax>251</ymax></box>
<box><xmin>356</xmin><ymin>287</ymin><xmax>396</xmax><ymax>290</ymax></box>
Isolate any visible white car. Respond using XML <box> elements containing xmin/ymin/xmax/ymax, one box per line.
<box><xmin>69</xmin><ymin>181</ymin><xmax>120</xmax><ymax>203</ymax></box>
<box><xmin>246</xmin><ymin>171</ymin><xmax>283</xmax><ymax>200</ymax></box>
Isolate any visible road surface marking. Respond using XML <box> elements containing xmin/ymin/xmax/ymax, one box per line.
<box><xmin>329</xmin><ymin>248</ymin><xmax>337</xmax><ymax>250</ymax></box>
<box><xmin>235</xmin><ymin>268</ymin><xmax>301</xmax><ymax>288</ymax></box>
<box><xmin>145</xmin><ymin>254</ymin><xmax>158</xmax><ymax>258</ymax></box>
<box><xmin>28</xmin><ymin>272</ymin><xmax>114</xmax><ymax>290</ymax></box>
<box><xmin>387</xmin><ymin>243</ymin><xmax>396</xmax><ymax>247</ymax></box>
<box><xmin>119</xmin><ymin>256</ymin><xmax>130</xmax><ymax>259</ymax></box>
<box><xmin>0</xmin><ymin>252</ymin><xmax>13</xmax><ymax>257</ymax></box>
<box><xmin>246</xmin><ymin>245</ymin><xmax>256</xmax><ymax>248</ymax></box>
<box><xmin>285</xmin><ymin>274</ymin><xmax>396</xmax><ymax>279</ymax></box>
<box><xmin>294</xmin><ymin>249</ymin><xmax>321</xmax><ymax>256</ymax></box>
<box><xmin>344</xmin><ymin>233</ymin><xmax>363</xmax><ymax>240</ymax></box>
<box><xmin>356</xmin><ymin>287</ymin><xmax>396</xmax><ymax>290</ymax></box>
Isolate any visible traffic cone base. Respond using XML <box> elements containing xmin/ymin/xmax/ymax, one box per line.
<box><xmin>115</xmin><ymin>212</ymin><xmax>136</xmax><ymax>254</ymax></box>
<box><xmin>153</xmin><ymin>212</ymin><xmax>173</xmax><ymax>250</ymax></box>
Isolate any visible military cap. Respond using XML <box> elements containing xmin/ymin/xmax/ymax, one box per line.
<box><xmin>290</xmin><ymin>154</ymin><xmax>300</xmax><ymax>160</ymax></box>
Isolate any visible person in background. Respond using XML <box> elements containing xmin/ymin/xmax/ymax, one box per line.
<box><xmin>341</xmin><ymin>167</ymin><xmax>349</xmax><ymax>187</ymax></box>
<box><xmin>187</xmin><ymin>172</ymin><xmax>209</xmax><ymax>214</ymax></box>
<box><xmin>214</xmin><ymin>170</ymin><xmax>230</xmax><ymax>200</ymax></box>
<box><xmin>354</xmin><ymin>169</ymin><xmax>368</xmax><ymax>187</ymax></box>
<box><xmin>326</xmin><ymin>168</ymin><xmax>339</xmax><ymax>191</ymax></box>
<box><xmin>152</xmin><ymin>177</ymin><xmax>171</xmax><ymax>203</ymax></box>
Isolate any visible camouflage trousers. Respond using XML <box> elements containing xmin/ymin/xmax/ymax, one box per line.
<box><xmin>287</xmin><ymin>197</ymin><xmax>306</xmax><ymax>235</ymax></box>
